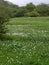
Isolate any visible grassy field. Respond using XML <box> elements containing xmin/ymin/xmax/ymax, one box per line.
<box><xmin>0</xmin><ymin>17</ymin><xmax>49</xmax><ymax>65</ymax></box>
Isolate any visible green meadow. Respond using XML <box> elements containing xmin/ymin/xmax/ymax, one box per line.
<box><xmin>0</xmin><ymin>17</ymin><xmax>49</xmax><ymax>65</ymax></box>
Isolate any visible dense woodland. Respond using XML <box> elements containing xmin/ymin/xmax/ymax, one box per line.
<box><xmin>0</xmin><ymin>0</ymin><xmax>49</xmax><ymax>18</ymax></box>
<box><xmin>0</xmin><ymin>0</ymin><xmax>49</xmax><ymax>39</ymax></box>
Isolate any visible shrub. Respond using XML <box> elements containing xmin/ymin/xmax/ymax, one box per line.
<box><xmin>25</xmin><ymin>11</ymin><xmax>40</xmax><ymax>17</ymax></box>
<box><xmin>0</xmin><ymin>3</ymin><xmax>9</xmax><ymax>40</ymax></box>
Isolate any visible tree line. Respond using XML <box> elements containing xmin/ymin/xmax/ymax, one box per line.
<box><xmin>0</xmin><ymin>0</ymin><xmax>49</xmax><ymax>18</ymax></box>
<box><xmin>0</xmin><ymin>0</ymin><xmax>49</xmax><ymax>40</ymax></box>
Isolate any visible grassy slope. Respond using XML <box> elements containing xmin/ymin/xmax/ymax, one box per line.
<box><xmin>0</xmin><ymin>17</ymin><xmax>49</xmax><ymax>65</ymax></box>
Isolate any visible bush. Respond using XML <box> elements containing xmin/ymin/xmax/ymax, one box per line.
<box><xmin>25</xmin><ymin>11</ymin><xmax>40</xmax><ymax>17</ymax></box>
<box><xmin>35</xmin><ymin>4</ymin><xmax>49</xmax><ymax>16</ymax></box>
<box><xmin>0</xmin><ymin>3</ymin><xmax>9</xmax><ymax>40</ymax></box>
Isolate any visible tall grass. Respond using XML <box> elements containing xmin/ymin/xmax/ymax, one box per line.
<box><xmin>0</xmin><ymin>17</ymin><xmax>49</xmax><ymax>65</ymax></box>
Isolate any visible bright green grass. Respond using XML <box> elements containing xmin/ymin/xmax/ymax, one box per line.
<box><xmin>0</xmin><ymin>17</ymin><xmax>49</xmax><ymax>65</ymax></box>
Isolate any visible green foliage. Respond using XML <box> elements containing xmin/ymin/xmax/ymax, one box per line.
<box><xmin>25</xmin><ymin>11</ymin><xmax>40</xmax><ymax>17</ymax></box>
<box><xmin>26</xmin><ymin>3</ymin><xmax>35</xmax><ymax>12</ymax></box>
<box><xmin>7</xmin><ymin>4</ymin><xmax>19</xmax><ymax>18</ymax></box>
<box><xmin>1</xmin><ymin>1</ymin><xmax>49</xmax><ymax>17</ymax></box>
<box><xmin>16</xmin><ymin>8</ymin><xmax>27</xmax><ymax>17</ymax></box>
<box><xmin>31</xmin><ymin>11</ymin><xmax>40</xmax><ymax>17</ymax></box>
<box><xmin>35</xmin><ymin>3</ymin><xmax>49</xmax><ymax>16</ymax></box>
<box><xmin>0</xmin><ymin>1</ymin><xmax>9</xmax><ymax>39</ymax></box>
